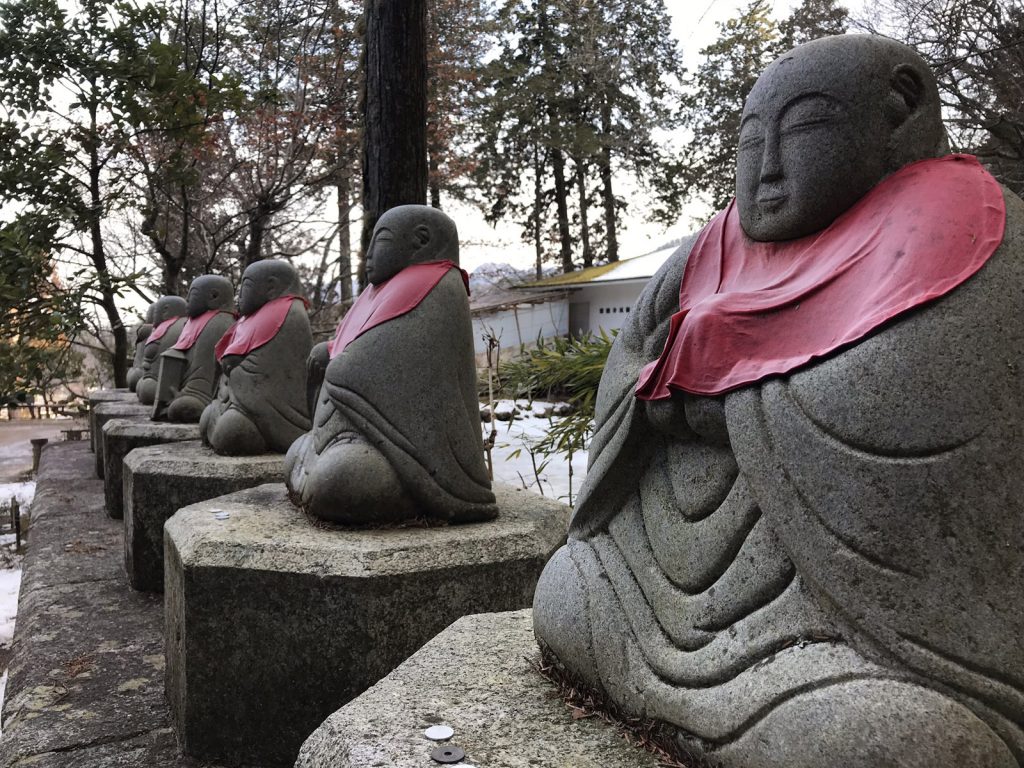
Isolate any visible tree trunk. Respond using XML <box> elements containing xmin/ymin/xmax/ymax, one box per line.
<box><xmin>360</xmin><ymin>0</ymin><xmax>428</xmax><ymax>290</ymax></box>
<box><xmin>533</xmin><ymin>146</ymin><xmax>544</xmax><ymax>280</ymax></box>
<box><xmin>551</xmin><ymin>147</ymin><xmax>573</xmax><ymax>273</ymax></box>
<box><xmin>600</xmin><ymin>101</ymin><xmax>619</xmax><ymax>263</ymax></box>
<box><xmin>87</xmin><ymin>105</ymin><xmax>128</xmax><ymax>387</ymax></box>
<box><xmin>337</xmin><ymin>171</ymin><xmax>353</xmax><ymax>302</ymax></box>
<box><xmin>575</xmin><ymin>159</ymin><xmax>593</xmax><ymax>268</ymax></box>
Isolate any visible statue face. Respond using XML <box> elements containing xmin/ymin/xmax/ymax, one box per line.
<box><xmin>366</xmin><ymin>224</ymin><xmax>428</xmax><ymax>285</ymax></box>
<box><xmin>237</xmin><ymin>275</ymin><xmax>264</xmax><ymax>316</ymax></box>
<box><xmin>736</xmin><ymin>56</ymin><xmax>892</xmax><ymax>241</ymax></box>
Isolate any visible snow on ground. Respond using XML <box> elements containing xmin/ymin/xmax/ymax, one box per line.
<box><xmin>0</xmin><ymin>479</ymin><xmax>29</xmax><ymax>726</ymax></box>
<box><xmin>484</xmin><ymin>400</ymin><xmax>589</xmax><ymax>506</ymax></box>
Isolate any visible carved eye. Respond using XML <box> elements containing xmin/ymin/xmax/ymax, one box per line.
<box><xmin>780</xmin><ymin>95</ymin><xmax>842</xmax><ymax>135</ymax></box>
<box><xmin>739</xmin><ymin>118</ymin><xmax>764</xmax><ymax>150</ymax></box>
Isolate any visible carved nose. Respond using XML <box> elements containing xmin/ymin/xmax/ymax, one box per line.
<box><xmin>760</xmin><ymin>130</ymin><xmax>783</xmax><ymax>183</ymax></box>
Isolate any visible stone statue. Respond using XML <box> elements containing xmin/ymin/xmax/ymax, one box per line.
<box><xmin>199</xmin><ymin>260</ymin><xmax>312</xmax><ymax>455</ymax></box>
<box><xmin>136</xmin><ymin>296</ymin><xmax>188</xmax><ymax>406</ymax></box>
<box><xmin>533</xmin><ymin>35</ymin><xmax>1024</xmax><ymax>768</ymax></box>
<box><xmin>152</xmin><ymin>275</ymin><xmax>236</xmax><ymax>423</ymax></box>
<box><xmin>286</xmin><ymin>205</ymin><xmax>497</xmax><ymax>525</ymax></box>
<box><xmin>126</xmin><ymin>303</ymin><xmax>155</xmax><ymax>393</ymax></box>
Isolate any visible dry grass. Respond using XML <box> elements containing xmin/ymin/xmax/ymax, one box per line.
<box><xmin>533</xmin><ymin>646</ymin><xmax>720</xmax><ymax>768</ymax></box>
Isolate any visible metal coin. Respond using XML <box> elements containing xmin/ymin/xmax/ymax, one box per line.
<box><xmin>430</xmin><ymin>745</ymin><xmax>465</xmax><ymax>764</ymax></box>
<box><xmin>424</xmin><ymin>725</ymin><xmax>454</xmax><ymax>741</ymax></box>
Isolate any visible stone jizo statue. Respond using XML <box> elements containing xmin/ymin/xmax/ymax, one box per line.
<box><xmin>534</xmin><ymin>35</ymin><xmax>1024</xmax><ymax>768</ymax></box>
<box><xmin>199</xmin><ymin>260</ymin><xmax>312</xmax><ymax>455</ymax></box>
<box><xmin>136</xmin><ymin>296</ymin><xmax>187</xmax><ymax>406</ymax></box>
<box><xmin>126</xmin><ymin>303</ymin><xmax>155</xmax><ymax>393</ymax></box>
<box><xmin>152</xmin><ymin>275</ymin><xmax>236</xmax><ymax>423</ymax></box>
<box><xmin>286</xmin><ymin>205</ymin><xmax>497</xmax><ymax>525</ymax></box>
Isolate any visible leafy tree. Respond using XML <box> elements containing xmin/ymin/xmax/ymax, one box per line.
<box><xmin>0</xmin><ymin>0</ymin><xmax>167</xmax><ymax>385</ymax></box>
<box><xmin>0</xmin><ymin>216</ymin><xmax>82</xmax><ymax>406</ymax></box>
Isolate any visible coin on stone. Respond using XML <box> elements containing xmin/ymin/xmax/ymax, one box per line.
<box><xmin>424</xmin><ymin>725</ymin><xmax>454</xmax><ymax>741</ymax></box>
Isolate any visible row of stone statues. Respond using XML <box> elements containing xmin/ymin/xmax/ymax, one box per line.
<box><xmin>124</xmin><ymin>205</ymin><xmax>495</xmax><ymax>527</ymax></box>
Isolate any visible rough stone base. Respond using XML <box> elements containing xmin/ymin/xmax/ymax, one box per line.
<box><xmin>87</xmin><ymin>388</ymin><xmax>132</xmax><ymax>453</ymax></box>
<box><xmin>124</xmin><ymin>442</ymin><xmax>285</xmax><ymax>592</ymax></box>
<box><xmin>164</xmin><ymin>483</ymin><xmax>569</xmax><ymax>767</ymax></box>
<box><xmin>0</xmin><ymin>441</ymin><xmax>223</xmax><ymax>768</ymax></box>
<box><xmin>102</xmin><ymin>421</ymin><xmax>201</xmax><ymax>520</ymax></box>
<box><xmin>296</xmin><ymin>610</ymin><xmax>661</xmax><ymax>768</ymax></box>
<box><xmin>93</xmin><ymin>401</ymin><xmax>152</xmax><ymax>479</ymax></box>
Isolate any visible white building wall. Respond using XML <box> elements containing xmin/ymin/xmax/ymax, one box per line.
<box><xmin>573</xmin><ymin>282</ymin><xmax>645</xmax><ymax>337</ymax></box>
<box><xmin>472</xmin><ymin>299</ymin><xmax>569</xmax><ymax>355</ymax></box>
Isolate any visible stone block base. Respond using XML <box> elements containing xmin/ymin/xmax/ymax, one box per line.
<box><xmin>87</xmin><ymin>388</ymin><xmax>132</xmax><ymax>453</ymax></box>
<box><xmin>102</xmin><ymin>420</ymin><xmax>201</xmax><ymax>520</ymax></box>
<box><xmin>93</xmin><ymin>401</ymin><xmax>151</xmax><ymax>478</ymax></box>
<box><xmin>164</xmin><ymin>483</ymin><xmax>568</xmax><ymax>767</ymax></box>
<box><xmin>296</xmin><ymin>609</ymin><xmax>661</xmax><ymax>768</ymax></box>
<box><xmin>124</xmin><ymin>442</ymin><xmax>284</xmax><ymax>592</ymax></box>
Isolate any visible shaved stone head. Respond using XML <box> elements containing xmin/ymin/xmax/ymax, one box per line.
<box><xmin>152</xmin><ymin>295</ymin><xmax>187</xmax><ymax>324</ymax></box>
<box><xmin>365</xmin><ymin>205</ymin><xmax>459</xmax><ymax>285</ymax></box>
<box><xmin>186</xmin><ymin>275</ymin><xmax>234</xmax><ymax>317</ymax></box>
<box><xmin>736</xmin><ymin>34</ymin><xmax>948</xmax><ymax>241</ymax></box>
<box><xmin>237</xmin><ymin>260</ymin><xmax>304</xmax><ymax>316</ymax></box>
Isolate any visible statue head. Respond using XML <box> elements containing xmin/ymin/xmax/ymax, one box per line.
<box><xmin>152</xmin><ymin>295</ymin><xmax>187</xmax><ymax>325</ymax></box>
<box><xmin>186</xmin><ymin>275</ymin><xmax>234</xmax><ymax>317</ymax></box>
<box><xmin>237</xmin><ymin>260</ymin><xmax>304</xmax><ymax>316</ymax></box>
<box><xmin>365</xmin><ymin>205</ymin><xmax>459</xmax><ymax>286</ymax></box>
<box><xmin>736</xmin><ymin>34</ymin><xmax>948</xmax><ymax>242</ymax></box>
<box><xmin>145</xmin><ymin>302</ymin><xmax>156</xmax><ymax>324</ymax></box>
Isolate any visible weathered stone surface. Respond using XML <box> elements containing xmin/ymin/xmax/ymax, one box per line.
<box><xmin>533</xmin><ymin>34</ymin><xmax>1024</xmax><ymax>768</ymax></box>
<box><xmin>165</xmin><ymin>482</ymin><xmax>568</xmax><ymax>767</ymax></box>
<box><xmin>296</xmin><ymin>610</ymin><xmax>661</xmax><ymax>768</ymax></box>
<box><xmin>0</xmin><ymin>442</ymin><xmax>222</xmax><ymax>768</ymax></box>
<box><xmin>137</xmin><ymin>296</ymin><xmax>188</xmax><ymax>407</ymax></box>
<box><xmin>124</xmin><ymin>441</ymin><xmax>284</xmax><ymax>592</ymax></box>
<box><xmin>88</xmin><ymin>389</ymin><xmax>133</xmax><ymax>453</ymax></box>
<box><xmin>286</xmin><ymin>206</ymin><xmax>496</xmax><ymax>526</ymax></box>
<box><xmin>200</xmin><ymin>261</ymin><xmax>311</xmax><ymax>456</ymax></box>
<box><xmin>93</xmin><ymin>402</ymin><xmax>153</xmax><ymax>479</ymax></box>
<box><xmin>102</xmin><ymin>420</ymin><xmax>201</xmax><ymax>520</ymax></box>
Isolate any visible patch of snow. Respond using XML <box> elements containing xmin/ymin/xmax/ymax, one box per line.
<box><xmin>484</xmin><ymin>401</ymin><xmax>589</xmax><ymax>506</ymax></box>
<box><xmin>0</xmin><ymin>482</ymin><xmax>34</xmax><ymax>509</ymax></box>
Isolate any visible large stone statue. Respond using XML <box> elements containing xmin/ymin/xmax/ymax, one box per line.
<box><xmin>153</xmin><ymin>275</ymin><xmax>236</xmax><ymax>423</ymax></box>
<box><xmin>126</xmin><ymin>303</ymin><xmax>155</xmax><ymax>393</ymax></box>
<box><xmin>136</xmin><ymin>296</ymin><xmax>188</xmax><ymax>406</ymax></box>
<box><xmin>286</xmin><ymin>205</ymin><xmax>497</xmax><ymax>525</ymax></box>
<box><xmin>533</xmin><ymin>35</ymin><xmax>1024</xmax><ymax>768</ymax></box>
<box><xmin>199</xmin><ymin>260</ymin><xmax>312</xmax><ymax>455</ymax></box>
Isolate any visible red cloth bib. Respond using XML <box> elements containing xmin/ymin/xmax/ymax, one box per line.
<box><xmin>147</xmin><ymin>316</ymin><xmax>181</xmax><ymax>345</ymax></box>
<box><xmin>636</xmin><ymin>154</ymin><xmax>1006</xmax><ymax>399</ymax></box>
<box><xmin>329</xmin><ymin>261</ymin><xmax>469</xmax><ymax>359</ymax></box>
<box><xmin>172</xmin><ymin>310</ymin><xmax>234</xmax><ymax>351</ymax></box>
<box><xmin>215</xmin><ymin>296</ymin><xmax>307</xmax><ymax>361</ymax></box>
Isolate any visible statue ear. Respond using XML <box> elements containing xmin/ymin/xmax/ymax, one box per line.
<box><xmin>886</xmin><ymin>64</ymin><xmax>924</xmax><ymax>125</ymax></box>
<box><xmin>413</xmin><ymin>224</ymin><xmax>431</xmax><ymax>248</ymax></box>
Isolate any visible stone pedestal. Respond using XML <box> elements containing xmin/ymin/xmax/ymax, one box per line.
<box><xmin>296</xmin><ymin>610</ymin><xmax>661</xmax><ymax>768</ymax></box>
<box><xmin>87</xmin><ymin>388</ymin><xmax>132</xmax><ymax>453</ymax></box>
<box><xmin>92</xmin><ymin>401</ymin><xmax>151</xmax><ymax>479</ymax></box>
<box><xmin>124</xmin><ymin>442</ymin><xmax>284</xmax><ymax>592</ymax></box>
<box><xmin>101</xmin><ymin>420</ymin><xmax>201</xmax><ymax>520</ymax></box>
<box><xmin>164</xmin><ymin>483</ymin><xmax>569</xmax><ymax>767</ymax></box>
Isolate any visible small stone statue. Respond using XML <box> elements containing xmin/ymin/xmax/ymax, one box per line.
<box><xmin>136</xmin><ymin>296</ymin><xmax>187</xmax><ymax>406</ymax></box>
<box><xmin>534</xmin><ymin>35</ymin><xmax>1024</xmax><ymax>767</ymax></box>
<box><xmin>286</xmin><ymin>205</ymin><xmax>497</xmax><ymax>525</ymax></box>
<box><xmin>152</xmin><ymin>275</ymin><xmax>236</xmax><ymax>423</ymax></box>
<box><xmin>200</xmin><ymin>260</ymin><xmax>312</xmax><ymax>455</ymax></box>
<box><xmin>126</xmin><ymin>303</ymin><xmax>155</xmax><ymax>392</ymax></box>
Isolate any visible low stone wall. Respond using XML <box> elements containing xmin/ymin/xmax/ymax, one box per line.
<box><xmin>0</xmin><ymin>442</ymin><xmax>221</xmax><ymax>768</ymax></box>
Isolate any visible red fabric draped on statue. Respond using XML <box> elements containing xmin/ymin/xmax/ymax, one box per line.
<box><xmin>636</xmin><ymin>154</ymin><xmax>1007</xmax><ymax>399</ymax></box>
<box><xmin>147</xmin><ymin>316</ymin><xmax>181</xmax><ymax>345</ymax></box>
<box><xmin>172</xmin><ymin>310</ymin><xmax>234</xmax><ymax>351</ymax></box>
<box><xmin>328</xmin><ymin>260</ymin><xmax>469</xmax><ymax>359</ymax></box>
<box><xmin>215</xmin><ymin>296</ymin><xmax>307</xmax><ymax>360</ymax></box>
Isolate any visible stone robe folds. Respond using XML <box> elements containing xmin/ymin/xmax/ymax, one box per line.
<box><xmin>294</xmin><ymin>267</ymin><xmax>496</xmax><ymax>521</ymax></box>
<box><xmin>164</xmin><ymin>309</ymin><xmax>236</xmax><ymax>421</ymax></box>
<box><xmin>534</xmin><ymin>167</ymin><xmax>1024</xmax><ymax>765</ymax></box>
